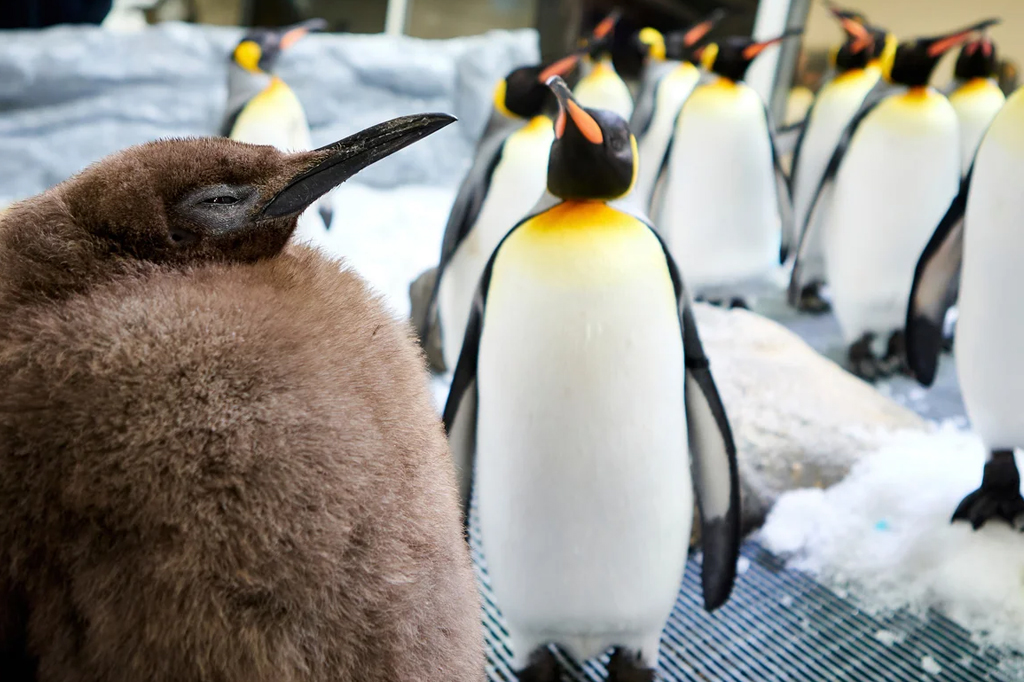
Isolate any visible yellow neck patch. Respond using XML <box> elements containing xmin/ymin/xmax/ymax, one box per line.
<box><xmin>233</xmin><ymin>40</ymin><xmax>263</xmax><ymax>74</ymax></box>
<box><xmin>493</xmin><ymin>79</ymin><xmax>516</xmax><ymax>120</ymax></box>
<box><xmin>954</xmin><ymin>77</ymin><xmax>998</xmax><ymax>97</ymax></box>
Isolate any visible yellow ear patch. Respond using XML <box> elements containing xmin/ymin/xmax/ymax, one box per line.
<box><xmin>233</xmin><ymin>40</ymin><xmax>263</xmax><ymax>74</ymax></box>
<box><xmin>639</xmin><ymin>27</ymin><xmax>667</xmax><ymax>62</ymax></box>
<box><xmin>700</xmin><ymin>43</ymin><xmax>719</xmax><ymax>72</ymax></box>
<box><xmin>493</xmin><ymin>79</ymin><xmax>515</xmax><ymax>119</ymax></box>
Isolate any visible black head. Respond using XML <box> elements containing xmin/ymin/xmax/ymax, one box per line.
<box><xmin>231</xmin><ymin>18</ymin><xmax>327</xmax><ymax>74</ymax></box>
<box><xmin>889</xmin><ymin>19</ymin><xmax>1000</xmax><ymax>87</ymax></box>
<box><xmin>662</xmin><ymin>9</ymin><xmax>727</xmax><ymax>64</ymax></box>
<box><xmin>495</xmin><ymin>52</ymin><xmax>583</xmax><ymax>120</ymax></box>
<box><xmin>544</xmin><ymin>76</ymin><xmax>635</xmax><ymax>201</ymax></box>
<box><xmin>583</xmin><ymin>9</ymin><xmax>621</xmax><ymax>60</ymax></box>
<box><xmin>706</xmin><ymin>31</ymin><xmax>802</xmax><ymax>82</ymax></box>
<box><xmin>826</xmin><ymin>3</ymin><xmax>874</xmax><ymax>73</ymax></box>
<box><xmin>46</xmin><ymin>115</ymin><xmax>454</xmax><ymax>269</ymax></box>
<box><xmin>954</xmin><ymin>37</ymin><xmax>999</xmax><ymax>81</ymax></box>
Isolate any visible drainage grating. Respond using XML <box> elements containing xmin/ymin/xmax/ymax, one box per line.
<box><xmin>470</xmin><ymin>518</ymin><xmax>1014</xmax><ymax>681</ymax></box>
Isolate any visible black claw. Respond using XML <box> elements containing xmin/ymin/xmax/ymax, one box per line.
<box><xmin>797</xmin><ymin>282</ymin><xmax>831</xmax><ymax>314</ymax></box>
<box><xmin>606</xmin><ymin>648</ymin><xmax>655</xmax><ymax>682</ymax></box>
<box><xmin>517</xmin><ymin>647</ymin><xmax>560</xmax><ymax>682</ymax></box>
<box><xmin>952</xmin><ymin>451</ymin><xmax>1024</xmax><ymax>530</ymax></box>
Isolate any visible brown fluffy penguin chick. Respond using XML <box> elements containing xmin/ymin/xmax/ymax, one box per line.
<box><xmin>0</xmin><ymin>118</ymin><xmax>485</xmax><ymax>682</ymax></box>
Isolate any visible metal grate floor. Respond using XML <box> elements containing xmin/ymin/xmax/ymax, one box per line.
<box><xmin>470</xmin><ymin>518</ymin><xmax>1015</xmax><ymax>681</ymax></box>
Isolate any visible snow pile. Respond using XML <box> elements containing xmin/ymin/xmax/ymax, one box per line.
<box><xmin>760</xmin><ymin>424</ymin><xmax>1024</xmax><ymax>651</ymax></box>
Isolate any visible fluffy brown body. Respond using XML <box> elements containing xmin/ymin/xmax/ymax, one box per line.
<box><xmin>0</xmin><ymin>137</ymin><xmax>484</xmax><ymax>681</ymax></box>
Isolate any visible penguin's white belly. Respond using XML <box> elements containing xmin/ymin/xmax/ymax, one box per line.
<box><xmin>438</xmin><ymin>122</ymin><xmax>553</xmax><ymax>368</ymax></box>
<box><xmin>657</xmin><ymin>82</ymin><xmax>780</xmax><ymax>294</ymax></box>
<box><xmin>825</xmin><ymin>93</ymin><xmax>959</xmax><ymax>348</ymax></box>
<box><xmin>957</xmin><ymin>93</ymin><xmax>1024</xmax><ymax>447</ymax></box>
<box><xmin>792</xmin><ymin>71</ymin><xmax>878</xmax><ymax>281</ymax></box>
<box><xmin>475</xmin><ymin>204</ymin><xmax>691</xmax><ymax>667</ymax></box>
<box><xmin>634</xmin><ymin>64</ymin><xmax>700</xmax><ymax>213</ymax></box>
<box><xmin>950</xmin><ymin>80</ymin><xmax>1006</xmax><ymax>176</ymax></box>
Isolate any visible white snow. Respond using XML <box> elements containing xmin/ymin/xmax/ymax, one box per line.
<box><xmin>760</xmin><ymin>423</ymin><xmax>1024</xmax><ymax>652</ymax></box>
<box><xmin>873</xmin><ymin>629</ymin><xmax>903</xmax><ymax>647</ymax></box>
<box><xmin>921</xmin><ymin>655</ymin><xmax>942</xmax><ymax>675</ymax></box>
<box><xmin>318</xmin><ymin>182</ymin><xmax>455</xmax><ymax>319</ymax></box>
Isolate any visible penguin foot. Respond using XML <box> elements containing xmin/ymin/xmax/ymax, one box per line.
<box><xmin>952</xmin><ymin>450</ymin><xmax>1024</xmax><ymax>530</ymax></box>
<box><xmin>606</xmin><ymin>648</ymin><xmax>655</xmax><ymax>682</ymax></box>
<box><xmin>517</xmin><ymin>646</ymin><xmax>560</xmax><ymax>682</ymax></box>
<box><xmin>942</xmin><ymin>334</ymin><xmax>955</xmax><ymax>353</ymax></box>
<box><xmin>796</xmin><ymin>282</ymin><xmax>831</xmax><ymax>315</ymax></box>
<box><xmin>881</xmin><ymin>330</ymin><xmax>912</xmax><ymax>377</ymax></box>
<box><xmin>847</xmin><ymin>333</ymin><xmax>884</xmax><ymax>382</ymax></box>
<box><xmin>728</xmin><ymin>297</ymin><xmax>749</xmax><ymax>310</ymax></box>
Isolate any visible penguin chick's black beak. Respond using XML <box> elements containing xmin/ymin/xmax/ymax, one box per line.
<box><xmin>262</xmin><ymin>113</ymin><xmax>456</xmax><ymax>219</ymax></box>
<box><xmin>925</xmin><ymin>18</ymin><xmax>1001</xmax><ymax>58</ymax></box>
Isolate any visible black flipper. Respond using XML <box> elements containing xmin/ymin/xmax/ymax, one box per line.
<box><xmin>649</xmin><ymin>227</ymin><xmax>741</xmax><ymax>611</ymax></box>
<box><xmin>905</xmin><ymin>166</ymin><xmax>971</xmax><ymax>387</ymax></box>
<box><xmin>786</xmin><ymin>95</ymin><xmax>818</xmax><ymax>226</ymax></box>
<box><xmin>761</xmin><ymin>102</ymin><xmax>794</xmax><ymax>263</ymax></box>
<box><xmin>630</xmin><ymin>70</ymin><xmax>664</xmax><ymax>138</ymax></box>
<box><xmin>788</xmin><ymin>92</ymin><xmax>888</xmax><ymax>306</ymax></box>
<box><xmin>417</xmin><ymin>129</ymin><xmax>507</xmax><ymax>343</ymax></box>
<box><xmin>442</xmin><ymin>217</ymin><xmax>524</xmax><ymax>522</ymax></box>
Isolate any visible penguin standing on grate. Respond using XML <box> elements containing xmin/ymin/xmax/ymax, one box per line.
<box><xmin>443</xmin><ymin>76</ymin><xmax>740</xmax><ymax>682</ymax></box>
<box><xmin>907</xmin><ymin>83</ymin><xmax>1024</xmax><ymax>530</ymax></box>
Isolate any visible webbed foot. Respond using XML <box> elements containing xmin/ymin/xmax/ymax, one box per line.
<box><xmin>606</xmin><ymin>648</ymin><xmax>655</xmax><ymax>682</ymax></box>
<box><xmin>953</xmin><ymin>450</ymin><xmax>1024</xmax><ymax>530</ymax></box>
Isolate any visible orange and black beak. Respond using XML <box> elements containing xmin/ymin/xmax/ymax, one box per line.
<box><xmin>826</xmin><ymin>3</ymin><xmax>873</xmax><ymax>53</ymax></box>
<box><xmin>925</xmin><ymin>18</ymin><xmax>1000</xmax><ymax>58</ymax></box>
<box><xmin>683</xmin><ymin>8</ymin><xmax>726</xmax><ymax>48</ymax></box>
<box><xmin>544</xmin><ymin>75</ymin><xmax>635</xmax><ymax>201</ymax></box>
<box><xmin>280</xmin><ymin>18</ymin><xmax>328</xmax><ymax>50</ymax></box>
<box><xmin>741</xmin><ymin>30</ymin><xmax>803</xmax><ymax>61</ymax></box>
<box><xmin>547</xmin><ymin>75</ymin><xmax>603</xmax><ymax>144</ymax></box>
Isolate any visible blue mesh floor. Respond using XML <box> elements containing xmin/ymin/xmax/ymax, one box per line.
<box><xmin>471</xmin><ymin>520</ymin><xmax>1015</xmax><ymax>681</ymax></box>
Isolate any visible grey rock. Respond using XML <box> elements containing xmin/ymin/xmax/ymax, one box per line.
<box><xmin>694</xmin><ymin>303</ymin><xmax>927</xmax><ymax>533</ymax></box>
<box><xmin>0</xmin><ymin>23</ymin><xmax>538</xmax><ymax>202</ymax></box>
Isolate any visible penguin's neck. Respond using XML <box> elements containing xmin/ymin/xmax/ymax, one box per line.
<box><xmin>955</xmin><ymin>77</ymin><xmax>998</xmax><ymax>95</ymax></box>
<box><xmin>226</xmin><ymin>63</ymin><xmax>275</xmax><ymax>120</ymax></box>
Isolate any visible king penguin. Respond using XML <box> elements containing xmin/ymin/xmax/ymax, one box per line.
<box><xmin>223</xmin><ymin>19</ymin><xmax>335</xmax><ymax>249</ymax></box>
<box><xmin>420</xmin><ymin>53</ymin><xmax>583</xmax><ymax>372</ymax></box>
<box><xmin>790</xmin><ymin>19</ymin><xmax>999</xmax><ymax>380</ymax></box>
<box><xmin>948</xmin><ymin>35</ymin><xmax>1006</xmax><ymax>177</ymax></box>
<box><xmin>443</xmin><ymin>76</ymin><xmax>740</xmax><ymax>682</ymax></box>
<box><xmin>628</xmin><ymin>10</ymin><xmax>726</xmax><ymax>215</ymax></box>
<box><xmin>788</xmin><ymin>6</ymin><xmax>894</xmax><ymax>313</ymax></box>
<box><xmin>651</xmin><ymin>32</ymin><xmax>797</xmax><ymax>307</ymax></box>
<box><xmin>0</xmin><ymin>114</ymin><xmax>489</xmax><ymax>681</ymax></box>
<box><xmin>906</xmin><ymin>85</ymin><xmax>1024</xmax><ymax>530</ymax></box>
<box><xmin>573</xmin><ymin>11</ymin><xmax>635</xmax><ymax>122</ymax></box>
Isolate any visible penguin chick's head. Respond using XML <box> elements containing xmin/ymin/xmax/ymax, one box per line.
<box><xmin>663</xmin><ymin>9</ymin><xmax>727</xmax><ymax>64</ymax></box>
<box><xmin>888</xmin><ymin>18</ymin><xmax>1000</xmax><ymax>87</ymax></box>
<box><xmin>0</xmin><ymin>114</ymin><xmax>454</xmax><ymax>305</ymax></box>
<box><xmin>954</xmin><ymin>36</ymin><xmax>998</xmax><ymax>81</ymax></box>
<box><xmin>232</xmin><ymin>18</ymin><xmax>327</xmax><ymax>74</ymax></box>
<box><xmin>544</xmin><ymin>76</ymin><xmax>635</xmax><ymax>201</ymax></box>
<box><xmin>704</xmin><ymin>31</ymin><xmax>801</xmax><ymax>82</ymax></box>
<box><xmin>494</xmin><ymin>52</ymin><xmax>582</xmax><ymax>120</ymax></box>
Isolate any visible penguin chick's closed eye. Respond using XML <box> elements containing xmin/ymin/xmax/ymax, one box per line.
<box><xmin>0</xmin><ymin>131</ymin><xmax>484</xmax><ymax>682</ymax></box>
